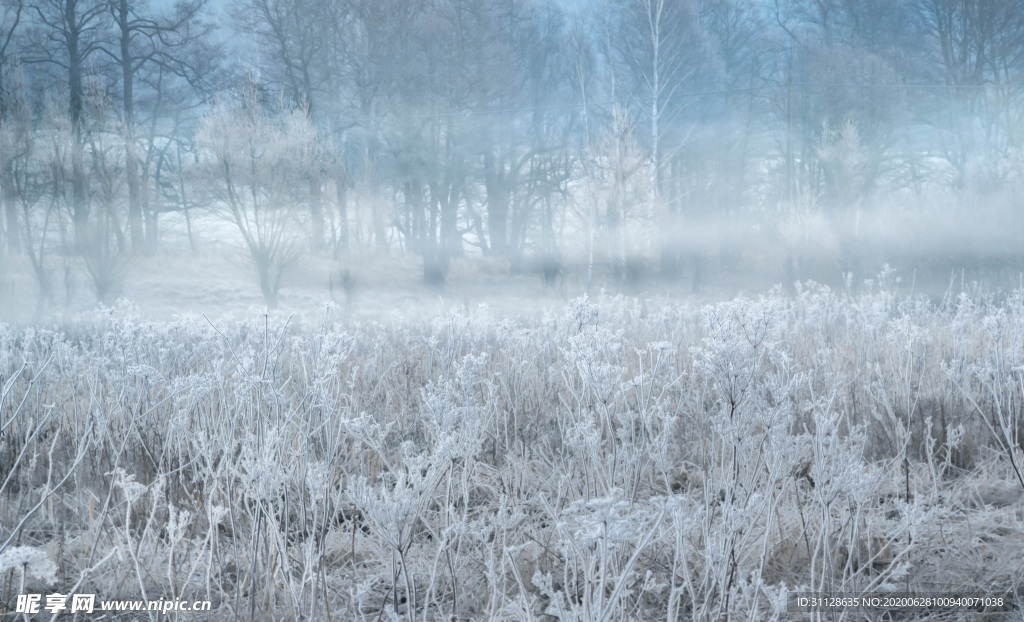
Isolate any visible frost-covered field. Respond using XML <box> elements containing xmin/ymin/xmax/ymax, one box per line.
<box><xmin>1</xmin><ymin>282</ymin><xmax>1023</xmax><ymax>621</ymax></box>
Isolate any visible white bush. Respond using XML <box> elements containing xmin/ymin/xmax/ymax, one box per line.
<box><xmin>0</xmin><ymin>283</ymin><xmax>1022</xmax><ymax>619</ymax></box>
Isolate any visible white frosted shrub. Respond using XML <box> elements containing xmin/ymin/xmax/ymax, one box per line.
<box><xmin>0</xmin><ymin>283</ymin><xmax>1022</xmax><ymax>619</ymax></box>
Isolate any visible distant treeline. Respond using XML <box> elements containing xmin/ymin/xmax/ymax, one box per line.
<box><xmin>2</xmin><ymin>0</ymin><xmax>1024</xmax><ymax>307</ymax></box>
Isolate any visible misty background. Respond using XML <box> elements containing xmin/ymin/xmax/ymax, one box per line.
<box><xmin>1</xmin><ymin>0</ymin><xmax>1023</xmax><ymax>318</ymax></box>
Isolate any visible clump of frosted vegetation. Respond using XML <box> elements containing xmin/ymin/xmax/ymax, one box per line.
<box><xmin>0</xmin><ymin>546</ymin><xmax>57</xmax><ymax>586</ymax></box>
<box><xmin>1</xmin><ymin>279</ymin><xmax>1023</xmax><ymax>620</ymax></box>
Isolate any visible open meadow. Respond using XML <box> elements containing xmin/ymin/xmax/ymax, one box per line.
<box><xmin>1</xmin><ymin>277</ymin><xmax>1023</xmax><ymax>620</ymax></box>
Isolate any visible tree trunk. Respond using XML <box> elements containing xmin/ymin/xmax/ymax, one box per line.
<box><xmin>372</xmin><ymin>200</ymin><xmax>387</xmax><ymax>252</ymax></box>
<box><xmin>71</xmin><ymin>141</ymin><xmax>89</xmax><ymax>252</ymax></box>
<box><xmin>118</xmin><ymin>0</ymin><xmax>145</xmax><ymax>254</ymax></box>
<box><xmin>440</xmin><ymin>182</ymin><xmax>462</xmax><ymax>259</ymax></box>
<box><xmin>142</xmin><ymin>164</ymin><xmax>158</xmax><ymax>248</ymax></box>
<box><xmin>406</xmin><ymin>180</ymin><xmax>425</xmax><ymax>254</ymax></box>
<box><xmin>483</xmin><ymin>153</ymin><xmax>510</xmax><ymax>256</ymax></box>
<box><xmin>126</xmin><ymin>138</ymin><xmax>144</xmax><ymax>252</ymax></box>
<box><xmin>67</xmin><ymin>0</ymin><xmax>89</xmax><ymax>253</ymax></box>
<box><xmin>310</xmin><ymin>175</ymin><xmax>324</xmax><ymax>251</ymax></box>
<box><xmin>335</xmin><ymin>167</ymin><xmax>348</xmax><ymax>253</ymax></box>
<box><xmin>2</xmin><ymin>165</ymin><xmax>19</xmax><ymax>254</ymax></box>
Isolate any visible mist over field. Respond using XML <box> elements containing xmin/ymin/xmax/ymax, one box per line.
<box><xmin>1</xmin><ymin>0</ymin><xmax>1024</xmax><ymax>620</ymax></box>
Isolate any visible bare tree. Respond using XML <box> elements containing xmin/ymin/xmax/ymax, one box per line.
<box><xmin>195</xmin><ymin>80</ymin><xmax>322</xmax><ymax>308</ymax></box>
<box><xmin>612</xmin><ymin>0</ymin><xmax>704</xmax><ymax>195</ymax></box>
<box><xmin>587</xmin><ymin>106</ymin><xmax>655</xmax><ymax>289</ymax></box>
<box><xmin>233</xmin><ymin>0</ymin><xmax>325</xmax><ymax>111</ymax></box>
<box><xmin>914</xmin><ymin>0</ymin><xmax>1024</xmax><ymax>188</ymax></box>
<box><xmin>0</xmin><ymin>59</ymin><xmax>56</xmax><ymax>313</ymax></box>
<box><xmin>27</xmin><ymin>88</ymin><xmax>131</xmax><ymax>306</ymax></box>
<box><xmin>23</xmin><ymin>0</ymin><xmax>108</xmax><ymax>250</ymax></box>
<box><xmin>0</xmin><ymin>0</ymin><xmax>24</xmax><ymax>255</ymax></box>
<box><xmin>13</xmin><ymin>140</ymin><xmax>60</xmax><ymax>315</ymax></box>
<box><xmin>608</xmin><ymin>0</ymin><xmax>720</xmax><ymax>288</ymax></box>
<box><xmin>80</xmin><ymin>88</ymin><xmax>131</xmax><ymax>303</ymax></box>
<box><xmin>103</xmin><ymin>0</ymin><xmax>217</xmax><ymax>253</ymax></box>
<box><xmin>479</xmin><ymin>1</ymin><xmax>578</xmax><ymax>265</ymax></box>
<box><xmin>234</xmin><ymin>0</ymin><xmax>331</xmax><ymax>250</ymax></box>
